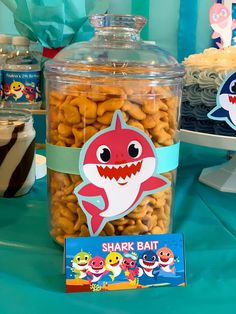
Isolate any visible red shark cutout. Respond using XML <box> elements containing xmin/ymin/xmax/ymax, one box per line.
<box><xmin>75</xmin><ymin>111</ymin><xmax>169</xmax><ymax>235</ymax></box>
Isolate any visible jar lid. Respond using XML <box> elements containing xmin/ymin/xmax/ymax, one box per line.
<box><xmin>0</xmin><ymin>34</ymin><xmax>11</xmax><ymax>44</ymax></box>
<box><xmin>45</xmin><ymin>14</ymin><xmax>185</xmax><ymax>80</ymax></box>
<box><xmin>0</xmin><ymin>109</ymin><xmax>32</xmax><ymax>123</ymax></box>
<box><xmin>12</xmin><ymin>36</ymin><xmax>30</xmax><ymax>46</ymax></box>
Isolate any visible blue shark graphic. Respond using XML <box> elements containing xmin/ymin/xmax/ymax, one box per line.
<box><xmin>208</xmin><ymin>71</ymin><xmax>236</xmax><ymax>130</ymax></box>
<box><xmin>137</xmin><ymin>250</ymin><xmax>160</xmax><ymax>285</ymax></box>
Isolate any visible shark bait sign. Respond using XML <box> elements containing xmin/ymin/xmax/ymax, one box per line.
<box><xmin>65</xmin><ymin>233</ymin><xmax>186</xmax><ymax>293</ymax></box>
<box><xmin>74</xmin><ymin>111</ymin><xmax>170</xmax><ymax>236</ymax></box>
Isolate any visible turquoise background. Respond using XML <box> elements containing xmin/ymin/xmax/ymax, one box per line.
<box><xmin>0</xmin><ymin>2</ymin><xmax>18</xmax><ymax>34</ymax></box>
<box><xmin>0</xmin><ymin>143</ymin><xmax>236</xmax><ymax>312</ymax></box>
<box><xmin>0</xmin><ymin>0</ymin><xmax>213</xmax><ymax>61</ymax></box>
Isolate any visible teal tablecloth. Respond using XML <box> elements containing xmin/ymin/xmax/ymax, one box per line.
<box><xmin>0</xmin><ymin>143</ymin><xmax>236</xmax><ymax>313</ymax></box>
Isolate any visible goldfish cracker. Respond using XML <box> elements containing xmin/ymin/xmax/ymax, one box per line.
<box><xmin>86</xmin><ymin>92</ymin><xmax>107</xmax><ymax>102</ymax></box>
<box><xmin>141</xmin><ymin>115</ymin><xmax>157</xmax><ymax>129</ymax></box>
<box><xmin>127</xmin><ymin>119</ymin><xmax>145</xmax><ymax>131</ymax></box>
<box><xmin>72</xmin><ymin>128</ymin><xmax>84</xmax><ymax>147</ymax></box>
<box><xmin>93</xmin><ymin>121</ymin><xmax>104</xmax><ymax>129</ymax></box>
<box><xmin>122</xmin><ymin>220</ymin><xmax>148</xmax><ymax>235</ymax></box>
<box><xmin>91</xmin><ymin>85</ymin><xmax>126</xmax><ymax>97</ymax></box>
<box><xmin>69</xmin><ymin>174</ymin><xmax>82</xmax><ymax>184</ymax></box>
<box><xmin>97</xmin><ymin>111</ymin><xmax>114</xmax><ymax>125</ymax></box>
<box><xmin>58</xmin><ymin>123</ymin><xmax>72</xmax><ymax>137</ymax></box>
<box><xmin>61</xmin><ymin>104</ymin><xmax>81</xmax><ymax>124</ymax></box>
<box><xmin>49</xmin><ymin>129</ymin><xmax>59</xmax><ymax>143</ymax></box>
<box><xmin>83</xmin><ymin>126</ymin><xmax>98</xmax><ymax>142</ymax></box>
<box><xmin>79</xmin><ymin>224</ymin><xmax>90</xmax><ymax>236</ymax></box>
<box><xmin>63</xmin><ymin>184</ymin><xmax>74</xmax><ymax>196</ymax></box>
<box><xmin>74</xmin><ymin>210</ymin><xmax>87</xmax><ymax>231</ymax></box>
<box><xmin>104</xmin><ymin>222</ymin><xmax>115</xmax><ymax>236</ymax></box>
<box><xmin>60</xmin><ymin>95</ymin><xmax>73</xmax><ymax>109</ymax></box>
<box><xmin>142</xmin><ymin>214</ymin><xmax>157</xmax><ymax>230</ymax></box>
<box><xmin>58</xmin><ymin>135</ymin><xmax>74</xmax><ymax>146</ymax></box>
<box><xmin>158</xmin><ymin>99</ymin><xmax>169</xmax><ymax>112</ymax></box>
<box><xmin>57</xmin><ymin>216</ymin><xmax>75</xmax><ymax>234</ymax></box>
<box><xmin>111</xmin><ymin>217</ymin><xmax>130</xmax><ymax>226</ymax></box>
<box><xmin>55</xmin><ymin>235</ymin><xmax>65</xmax><ymax>246</ymax></box>
<box><xmin>117</xmin><ymin>225</ymin><xmax>125</xmax><ymax>232</ymax></box>
<box><xmin>150</xmin><ymin>85</ymin><xmax>172</xmax><ymax>97</ymax></box>
<box><xmin>142</xmin><ymin>98</ymin><xmax>159</xmax><ymax>115</ymax></box>
<box><xmin>50</xmin><ymin>90</ymin><xmax>67</xmax><ymax>102</ymax></box>
<box><xmin>67</xmin><ymin>202</ymin><xmax>78</xmax><ymax>213</ymax></box>
<box><xmin>70</xmin><ymin>96</ymin><xmax>97</xmax><ymax>119</ymax></box>
<box><xmin>81</xmin><ymin>116</ymin><xmax>97</xmax><ymax>125</ymax></box>
<box><xmin>122</xmin><ymin>100</ymin><xmax>146</xmax><ymax>120</ymax></box>
<box><xmin>56</xmin><ymin>140</ymin><xmax>66</xmax><ymax>146</ymax></box>
<box><xmin>139</xmin><ymin>195</ymin><xmax>157</xmax><ymax>207</ymax></box>
<box><xmin>97</xmin><ymin>98</ymin><xmax>124</xmax><ymax>116</ymax></box>
<box><xmin>151</xmin><ymin>226</ymin><xmax>165</xmax><ymax>234</ymax></box>
<box><xmin>127</xmin><ymin>205</ymin><xmax>147</xmax><ymax>219</ymax></box>
<box><xmin>60</xmin><ymin>206</ymin><xmax>77</xmax><ymax>222</ymax></box>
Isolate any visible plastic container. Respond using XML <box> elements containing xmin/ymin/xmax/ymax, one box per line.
<box><xmin>3</xmin><ymin>36</ymin><xmax>42</xmax><ymax>109</ymax></box>
<box><xmin>0</xmin><ymin>109</ymin><xmax>36</xmax><ymax>197</ymax></box>
<box><xmin>45</xmin><ymin>14</ymin><xmax>185</xmax><ymax>245</ymax></box>
<box><xmin>0</xmin><ymin>35</ymin><xmax>12</xmax><ymax>105</ymax></box>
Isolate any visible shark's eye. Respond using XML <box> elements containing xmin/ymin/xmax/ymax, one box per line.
<box><xmin>100</xmin><ymin>261</ymin><xmax>103</xmax><ymax>265</ymax></box>
<box><xmin>84</xmin><ymin>256</ymin><xmax>88</xmax><ymax>260</ymax></box>
<box><xmin>159</xmin><ymin>251</ymin><xmax>163</xmax><ymax>256</ymax></box>
<box><xmin>116</xmin><ymin>256</ymin><xmax>119</xmax><ymax>260</ymax></box>
<box><xmin>92</xmin><ymin>261</ymin><xmax>95</xmax><ymax>265</ymax></box>
<box><xmin>152</xmin><ymin>256</ymin><xmax>156</xmax><ymax>261</ymax></box>
<box><xmin>229</xmin><ymin>80</ymin><xmax>236</xmax><ymax>93</ymax></box>
<box><xmin>76</xmin><ymin>256</ymin><xmax>80</xmax><ymax>262</ymax></box>
<box><xmin>167</xmin><ymin>253</ymin><xmax>170</xmax><ymax>257</ymax></box>
<box><xmin>143</xmin><ymin>254</ymin><xmax>147</xmax><ymax>260</ymax></box>
<box><xmin>221</xmin><ymin>9</ymin><xmax>227</xmax><ymax>16</ymax></box>
<box><xmin>109</xmin><ymin>259</ymin><xmax>112</xmax><ymax>263</ymax></box>
<box><xmin>128</xmin><ymin>141</ymin><xmax>142</xmax><ymax>158</ymax></box>
<box><xmin>97</xmin><ymin>145</ymin><xmax>111</xmax><ymax>163</ymax></box>
<box><xmin>130</xmin><ymin>261</ymin><xmax>134</xmax><ymax>266</ymax></box>
<box><xmin>213</xmin><ymin>13</ymin><xmax>218</xmax><ymax>21</ymax></box>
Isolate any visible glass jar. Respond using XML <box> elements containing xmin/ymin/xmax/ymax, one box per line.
<box><xmin>0</xmin><ymin>109</ymin><xmax>35</xmax><ymax>197</ymax></box>
<box><xmin>45</xmin><ymin>14</ymin><xmax>185</xmax><ymax>245</ymax></box>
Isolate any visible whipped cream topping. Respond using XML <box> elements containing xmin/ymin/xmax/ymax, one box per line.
<box><xmin>183</xmin><ymin>46</ymin><xmax>236</xmax><ymax>71</ymax></box>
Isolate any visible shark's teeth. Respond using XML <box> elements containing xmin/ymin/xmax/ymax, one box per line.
<box><xmin>97</xmin><ymin>160</ymin><xmax>143</xmax><ymax>181</ymax></box>
<box><xmin>99</xmin><ymin>164</ymin><xmax>107</xmax><ymax>169</ymax></box>
<box><xmin>229</xmin><ymin>94</ymin><xmax>236</xmax><ymax>104</ymax></box>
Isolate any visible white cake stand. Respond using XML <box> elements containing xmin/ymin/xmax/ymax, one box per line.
<box><xmin>180</xmin><ymin>129</ymin><xmax>236</xmax><ymax>193</ymax></box>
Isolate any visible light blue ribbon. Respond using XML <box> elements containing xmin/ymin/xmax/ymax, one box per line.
<box><xmin>46</xmin><ymin>142</ymin><xmax>180</xmax><ymax>175</ymax></box>
<box><xmin>156</xmin><ymin>142</ymin><xmax>180</xmax><ymax>174</ymax></box>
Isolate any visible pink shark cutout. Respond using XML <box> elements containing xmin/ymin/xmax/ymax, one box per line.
<box><xmin>209</xmin><ymin>1</ymin><xmax>236</xmax><ymax>49</ymax></box>
<box><xmin>74</xmin><ymin>111</ymin><xmax>169</xmax><ymax>236</ymax></box>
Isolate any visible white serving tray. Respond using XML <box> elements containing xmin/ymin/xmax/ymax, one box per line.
<box><xmin>180</xmin><ymin>129</ymin><xmax>236</xmax><ymax>150</ymax></box>
<box><xmin>180</xmin><ymin>129</ymin><xmax>236</xmax><ymax>193</ymax></box>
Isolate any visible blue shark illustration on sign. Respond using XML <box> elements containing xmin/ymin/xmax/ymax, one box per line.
<box><xmin>208</xmin><ymin>71</ymin><xmax>236</xmax><ymax>130</ymax></box>
<box><xmin>137</xmin><ymin>250</ymin><xmax>160</xmax><ymax>285</ymax></box>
